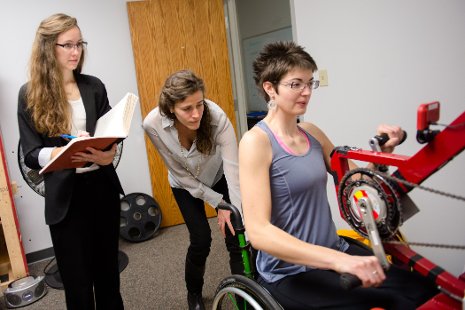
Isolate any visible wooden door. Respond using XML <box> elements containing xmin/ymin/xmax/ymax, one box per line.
<box><xmin>127</xmin><ymin>0</ymin><xmax>237</xmax><ymax>227</ymax></box>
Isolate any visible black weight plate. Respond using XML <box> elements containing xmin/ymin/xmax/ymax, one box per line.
<box><xmin>120</xmin><ymin>193</ymin><xmax>162</xmax><ymax>242</ymax></box>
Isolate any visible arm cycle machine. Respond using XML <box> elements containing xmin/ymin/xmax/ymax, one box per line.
<box><xmin>331</xmin><ymin>102</ymin><xmax>465</xmax><ymax>309</ymax></box>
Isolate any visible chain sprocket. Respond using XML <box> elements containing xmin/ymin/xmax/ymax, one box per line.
<box><xmin>338</xmin><ymin>167</ymin><xmax>465</xmax><ymax>250</ymax></box>
<box><xmin>338</xmin><ymin>168</ymin><xmax>402</xmax><ymax>240</ymax></box>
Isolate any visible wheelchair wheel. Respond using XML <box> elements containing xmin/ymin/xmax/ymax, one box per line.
<box><xmin>212</xmin><ymin>275</ymin><xmax>283</xmax><ymax>310</ymax></box>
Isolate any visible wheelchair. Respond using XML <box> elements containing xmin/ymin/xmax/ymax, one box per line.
<box><xmin>212</xmin><ymin>202</ymin><xmax>283</xmax><ymax>310</ymax></box>
<box><xmin>211</xmin><ymin>203</ymin><xmax>374</xmax><ymax>310</ymax></box>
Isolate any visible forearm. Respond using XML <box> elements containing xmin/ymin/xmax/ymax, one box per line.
<box><xmin>247</xmin><ymin>220</ymin><xmax>347</xmax><ymax>271</ymax></box>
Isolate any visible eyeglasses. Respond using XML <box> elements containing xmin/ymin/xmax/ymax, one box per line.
<box><xmin>55</xmin><ymin>41</ymin><xmax>88</xmax><ymax>51</ymax></box>
<box><xmin>280</xmin><ymin>80</ymin><xmax>320</xmax><ymax>91</ymax></box>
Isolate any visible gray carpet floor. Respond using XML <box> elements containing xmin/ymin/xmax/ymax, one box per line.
<box><xmin>0</xmin><ymin>218</ymin><xmax>231</xmax><ymax>310</ymax></box>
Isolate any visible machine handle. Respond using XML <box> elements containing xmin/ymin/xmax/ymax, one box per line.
<box><xmin>340</xmin><ymin>273</ymin><xmax>362</xmax><ymax>290</ymax></box>
<box><xmin>373</xmin><ymin>130</ymin><xmax>407</xmax><ymax>147</ymax></box>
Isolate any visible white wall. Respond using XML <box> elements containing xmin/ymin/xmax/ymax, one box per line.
<box><xmin>293</xmin><ymin>0</ymin><xmax>465</xmax><ymax>276</ymax></box>
<box><xmin>0</xmin><ymin>0</ymin><xmax>152</xmax><ymax>256</ymax></box>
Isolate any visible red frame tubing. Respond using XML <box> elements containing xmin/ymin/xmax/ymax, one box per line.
<box><xmin>394</xmin><ymin>110</ymin><xmax>465</xmax><ymax>191</ymax></box>
<box><xmin>330</xmin><ymin>110</ymin><xmax>465</xmax><ymax>309</ymax></box>
<box><xmin>418</xmin><ymin>293</ymin><xmax>462</xmax><ymax>310</ymax></box>
<box><xmin>331</xmin><ymin>110</ymin><xmax>465</xmax><ymax>194</ymax></box>
<box><xmin>384</xmin><ymin>243</ymin><xmax>465</xmax><ymax>299</ymax></box>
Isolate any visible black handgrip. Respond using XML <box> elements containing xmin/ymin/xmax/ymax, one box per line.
<box><xmin>374</xmin><ymin>130</ymin><xmax>407</xmax><ymax>146</ymax></box>
<box><xmin>217</xmin><ymin>202</ymin><xmax>244</xmax><ymax>232</ymax></box>
<box><xmin>340</xmin><ymin>272</ymin><xmax>362</xmax><ymax>290</ymax></box>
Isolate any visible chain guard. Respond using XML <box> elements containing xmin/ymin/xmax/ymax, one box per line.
<box><xmin>338</xmin><ymin>168</ymin><xmax>402</xmax><ymax>240</ymax></box>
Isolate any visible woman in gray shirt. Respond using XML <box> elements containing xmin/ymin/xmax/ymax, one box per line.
<box><xmin>239</xmin><ymin>41</ymin><xmax>437</xmax><ymax>309</ymax></box>
<box><xmin>143</xmin><ymin>70</ymin><xmax>242</xmax><ymax>310</ymax></box>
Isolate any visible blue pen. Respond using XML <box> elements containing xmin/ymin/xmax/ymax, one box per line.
<box><xmin>60</xmin><ymin>134</ymin><xmax>77</xmax><ymax>139</ymax></box>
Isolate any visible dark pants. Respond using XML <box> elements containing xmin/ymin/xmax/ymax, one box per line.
<box><xmin>49</xmin><ymin>170</ymin><xmax>123</xmax><ymax>310</ymax></box>
<box><xmin>258</xmin><ymin>242</ymin><xmax>438</xmax><ymax>310</ymax></box>
<box><xmin>172</xmin><ymin>175</ymin><xmax>243</xmax><ymax>294</ymax></box>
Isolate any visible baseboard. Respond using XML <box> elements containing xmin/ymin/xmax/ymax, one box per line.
<box><xmin>26</xmin><ymin>247</ymin><xmax>55</xmax><ymax>265</ymax></box>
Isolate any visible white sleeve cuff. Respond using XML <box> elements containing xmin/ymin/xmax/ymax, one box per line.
<box><xmin>38</xmin><ymin>147</ymin><xmax>55</xmax><ymax>167</ymax></box>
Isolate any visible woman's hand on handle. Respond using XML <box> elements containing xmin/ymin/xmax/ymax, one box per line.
<box><xmin>217</xmin><ymin>205</ymin><xmax>235</xmax><ymax>237</ymax></box>
<box><xmin>336</xmin><ymin>254</ymin><xmax>386</xmax><ymax>289</ymax></box>
<box><xmin>376</xmin><ymin>124</ymin><xmax>405</xmax><ymax>153</ymax></box>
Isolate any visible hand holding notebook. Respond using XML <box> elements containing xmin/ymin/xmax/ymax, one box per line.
<box><xmin>39</xmin><ymin>92</ymin><xmax>138</xmax><ymax>174</ymax></box>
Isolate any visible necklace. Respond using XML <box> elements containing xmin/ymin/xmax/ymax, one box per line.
<box><xmin>178</xmin><ymin>134</ymin><xmax>201</xmax><ymax>178</ymax></box>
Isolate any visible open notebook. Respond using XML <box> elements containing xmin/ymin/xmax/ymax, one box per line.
<box><xmin>39</xmin><ymin>92</ymin><xmax>139</xmax><ymax>174</ymax></box>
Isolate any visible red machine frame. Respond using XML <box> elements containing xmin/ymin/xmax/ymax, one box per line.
<box><xmin>330</xmin><ymin>104</ymin><xmax>465</xmax><ymax>309</ymax></box>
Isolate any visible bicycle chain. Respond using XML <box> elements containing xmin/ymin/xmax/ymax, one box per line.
<box><xmin>384</xmin><ymin>240</ymin><xmax>465</xmax><ymax>250</ymax></box>
<box><xmin>377</xmin><ymin>170</ymin><xmax>465</xmax><ymax>202</ymax></box>
<box><xmin>353</xmin><ymin>167</ymin><xmax>465</xmax><ymax>250</ymax></box>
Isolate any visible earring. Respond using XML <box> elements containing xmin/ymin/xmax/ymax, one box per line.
<box><xmin>267</xmin><ymin>99</ymin><xmax>276</xmax><ymax>110</ymax></box>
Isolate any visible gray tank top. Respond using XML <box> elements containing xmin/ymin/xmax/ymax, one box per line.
<box><xmin>255</xmin><ymin>121</ymin><xmax>348</xmax><ymax>283</ymax></box>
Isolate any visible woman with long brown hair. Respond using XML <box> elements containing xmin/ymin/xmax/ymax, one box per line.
<box><xmin>143</xmin><ymin>70</ymin><xmax>242</xmax><ymax>310</ymax></box>
<box><xmin>18</xmin><ymin>13</ymin><xmax>124</xmax><ymax>309</ymax></box>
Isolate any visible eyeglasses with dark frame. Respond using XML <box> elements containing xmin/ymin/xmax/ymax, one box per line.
<box><xmin>55</xmin><ymin>41</ymin><xmax>88</xmax><ymax>52</ymax></box>
<box><xmin>280</xmin><ymin>80</ymin><xmax>320</xmax><ymax>91</ymax></box>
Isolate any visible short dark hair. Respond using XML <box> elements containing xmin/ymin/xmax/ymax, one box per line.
<box><xmin>253</xmin><ymin>41</ymin><xmax>318</xmax><ymax>102</ymax></box>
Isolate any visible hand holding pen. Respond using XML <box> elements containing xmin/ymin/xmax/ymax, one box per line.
<box><xmin>60</xmin><ymin>130</ymin><xmax>90</xmax><ymax>140</ymax></box>
<box><xmin>55</xmin><ymin>131</ymin><xmax>91</xmax><ymax>160</ymax></box>
<box><xmin>59</xmin><ymin>130</ymin><xmax>115</xmax><ymax>165</ymax></box>
<box><xmin>60</xmin><ymin>134</ymin><xmax>77</xmax><ymax>140</ymax></box>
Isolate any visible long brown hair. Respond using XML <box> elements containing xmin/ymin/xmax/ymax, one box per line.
<box><xmin>26</xmin><ymin>13</ymin><xmax>85</xmax><ymax>136</ymax></box>
<box><xmin>158</xmin><ymin>70</ymin><xmax>213</xmax><ymax>155</ymax></box>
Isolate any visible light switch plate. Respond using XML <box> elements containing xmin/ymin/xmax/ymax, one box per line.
<box><xmin>319</xmin><ymin>69</ymin><xmax>328</xmax><ymax>86</ymax></box>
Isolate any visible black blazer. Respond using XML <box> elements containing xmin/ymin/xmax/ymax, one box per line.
<box><xmin>18</xmin><ymin>73</ymin><xmax>124</xmax><ymax>225</ymax></box>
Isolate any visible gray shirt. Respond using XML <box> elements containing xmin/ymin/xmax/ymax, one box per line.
<box><xmin>143</xmin><ymin>99</ymin><xmax>241</xmax><ymax>212</ymax></box>
<box><xmin>256</xmin><ymin>121</ymin><xmax>348</xmax><ymax>283</ymax></box>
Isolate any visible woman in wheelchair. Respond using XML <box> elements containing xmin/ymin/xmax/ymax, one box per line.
<box><xmin>238</xmin><ymin>41</ymin><xmax>438</xmax><ymax>309</ymax></box>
